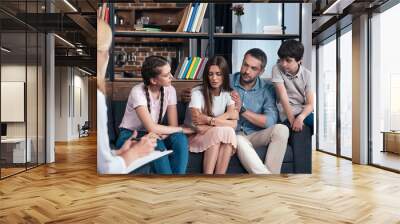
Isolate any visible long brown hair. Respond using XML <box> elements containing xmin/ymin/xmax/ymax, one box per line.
<box><xmin>202</xmin><ymin>56</ymin><xmax>232</xmax><ymax>116</ymax></box>
<box><xmin>141</xmin><ymin>55</ymin><xmax>169</xmax><ymax>124</ymax></box>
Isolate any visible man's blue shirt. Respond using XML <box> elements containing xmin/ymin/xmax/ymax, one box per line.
<box><xmin>230</xmin><ymin>72</ymin><xmax>278</xmax><ymax>135</ymax></box>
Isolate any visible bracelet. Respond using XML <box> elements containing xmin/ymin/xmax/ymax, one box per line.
<box><xmin>210</xmin><ymin>117</ymin><xmax>216</xmax><ymax>126</ymax></box>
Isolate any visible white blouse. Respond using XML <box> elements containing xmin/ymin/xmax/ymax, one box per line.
<box><xmin>97</xmin><ymin>90</ymin><xmax>127</xmax><ymax>174</ymax></box>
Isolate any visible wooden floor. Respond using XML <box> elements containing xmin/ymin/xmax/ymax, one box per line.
<box><xmin>1</xmin><ymin>135</ymin><xmax>400</xmax><ymax>223</ymax></box>
<box><xmin>372</xmin><ymin>150</ymin><xmax>400</xmax><ymax>171</ymax></box>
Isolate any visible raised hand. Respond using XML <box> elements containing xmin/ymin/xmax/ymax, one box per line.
<box><xmin>230</xmin><ymin>91</ymin><xmax>242</xmax><ymax>111</ymax></box>
<box><xmin>181</xmin><ymin>88</ymin><xmax>192</xmax><ymax>103</ymax></box>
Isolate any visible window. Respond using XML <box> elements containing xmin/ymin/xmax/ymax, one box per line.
<box><xmin>317</xmin><ymin>35</ymin><xmax>337</xmax><ymax>154</ymax></box>
<box><xmin>370</xmin><ymin>2</ymin><xmax>400</xmax><ymax>171</ymax></box>
<box><xmin>339</xmin><ymin>26</ymin><xmax>352</xmax><ymax>158</ymax></box>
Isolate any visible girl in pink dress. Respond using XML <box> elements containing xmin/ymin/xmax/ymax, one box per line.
<box><xmin>185</xmin><ymin>56</ymin><xmax>238</xmax><ymax>174</ymax></box>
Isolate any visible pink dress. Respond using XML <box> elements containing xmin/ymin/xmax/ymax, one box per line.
<box><xmin>185</xmin><ymin>88</ymin><xmax>237</xmax><ymax>154</ymax></box>
<box><xmin>188</xmin><ymin>126</ymin><xmax>237</xmax><ymax>154</ymax></box>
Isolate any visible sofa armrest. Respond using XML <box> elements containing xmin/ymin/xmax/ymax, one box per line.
<box><xmin>288</xmin><ymin>124</ymin><xmax>312</xmax><ymax>173</ymax></box>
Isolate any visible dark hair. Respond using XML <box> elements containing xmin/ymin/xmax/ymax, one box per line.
<box><xmin>201</xmin><ymin>56</ymin><xmax>232</xmax><ymax>116</ymax></box>
<box><xmin>277</xmin><ymin>39</ymin><xmax>304</xmax><ymax>62</ymax></box>
<box><xmin>244</xmin><ymin>48</ymin><xmax>267</xmax><ymax>70</ymax></box>
<box><xmin>141</xmin><ymin>55</ymin><xmax>169</xmax><ymax>124</ymax></box>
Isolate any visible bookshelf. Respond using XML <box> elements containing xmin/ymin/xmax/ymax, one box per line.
<box><xmin>108</xmin><ymin>3</ymin><xmax>302</xmax><ymax>82</ymax></box>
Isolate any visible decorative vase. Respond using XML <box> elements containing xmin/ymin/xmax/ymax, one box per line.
<box><xmin>235</xmin><ymin>15</ymin><xmax>242</xmax><ymax>33</ymax></box>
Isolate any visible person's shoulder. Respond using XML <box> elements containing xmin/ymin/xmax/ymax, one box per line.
<box><xmin>300</xmin><ymin>66</ymin><xmax>312</xmax><ymax>77</ymax></box>
<box><xmin>192</xmin><ymin>87</ymin><xmax>203</xmax><ymax>96</ymax></box>
<box><xmin>192</xmin><ymin>85</ymin><xmax>202</xmax><ymax>93</ymax></box>
<box><xmin>132</xmin><ymin>82</ymin><xmax>144</xmax><ymax>91</ymax></box>
<box><xmin>130</xmin><ymin>83</ymin><xmax>145</xmax><ymax>96</ymax></box>
<box><xmin>221</xmin><ymin>90</ymin><xmax>232</xmax><ymax>98</ymax></box>
<box><xmin>271</xmin><ymin>63</ymin><xmax>281</xmax><ymax>72</ymax></box>
<box><xmin>260</xmin><ymin>78</ymin><xmax>276</xmax><ymax>97</ymax></box>
<box><xmin>260</xmin><ymin>77</ymin><xmax>273</xmax><ymax>88</ymax></box>
<box><xmin>165</xmin><ymin>84</ymin><xmax>177</xmax><ymax>93</ymax></box>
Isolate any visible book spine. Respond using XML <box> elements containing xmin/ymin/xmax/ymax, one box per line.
<box><xmin>186</xmin><ymin>3</ymin><xmax>199</xmax><ymax>32</ymax></box>
<box><xmin>191</xmin><ymin>3</ymin><xmax>203</xmax><ymax>33</ymax></box>
<box><xmin>196</xmin><ymin>3</ymin><xmax>208</xmax><ymax>32</ymax></box>
<box><xmin>177</xmin><ymin>57</ymin><xmax>189</xmax><ymax>79</ymax></box>
<box><xmin>189</xmin><ymin>57</ymin><xmax>201</xmax><ymax>79</ymax></box>
<box><xmin>182</xmin><ymin>57</ymin><xmax>192</xmax><ymax>79</ymax></box>
<box><xmin>185</xmin><ymin>57</ymin><xmax>197</xmax><ymax>79</ymax></box>
<box><xmin>193</xmin><ymin>58</ymin><xmax>204</xmax><ymax>80</ymax></box>
<box><xmin>197</xmin><ymin>58</ymin><xmax>208</xmax><ymax>80</ymax></box>
<box><xmin>183</xmin><ymin>4</ymin><xmax>194</xmax><ymax>32</ymax></box>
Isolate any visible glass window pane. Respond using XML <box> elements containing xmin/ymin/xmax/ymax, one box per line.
<box><xmin>340</xmin><ymin>28</ymin><xmax>352</xmax><ymax>158</ymax></box>
<box><xmin>38</xmin><ymin>32</ymin><xmax>45</xmax><ymax>165</ymax></box>
<box><xmin>317</xmin><ymin>36</ymin><xmax>337</xmax><ymax>154</ymax></box>
<box><xmin>1</xmin><ymin>31</ymin><xmax>27</xmax><ymax>177</ymax></box>
<box><xmin>27</xmin><ymin>31</ymin><xmax>38</xmax><ymax>169</ymax></box>
<box><xmin>371</xmin><ymin>3</ymin><xmax>400</xmax><ymax>171</ymax></box>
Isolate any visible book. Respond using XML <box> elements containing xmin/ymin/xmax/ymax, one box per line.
<box><xmin>186</xmin><ymin>3</ymin><xmax>199</xmax><ymax>32</ymax></box>
<box><xmin>125</xmin><ymin>150</ymin><xmax>172</xmax><ymax>173</ymax></box>
<box><xmin>196</xmin><ymin>57</ymin><xmax>208</xmax><ymax>80</ymax></box>
<box><xmin>183</xmin><ymin>4</ymin><xmax>195</xmax><ymax>32</ymax></box>
<box><xmin>189</xmin><ymin>57</ymin><xmax>201</xmax><ymax>79</ymax></box>
<box><xmin>181</xmin><ymin>57</ymin><xmax>193</xmax><ymax>79</ymax></box>
<box><xmin>185</xmin><ymin>57</ymin><xmax>198</xmax><ymax>79</ymax></box>
<box><xmin>195</xmin><ymin>3</ymin><xmax>208</xmax><ymax>32</ymax></box>
<box><xmin>176</xmin><ymin>4</ymin><xmax>191</xmax><ymax>32</ymax></box>
<box><xmin>177</xmin><ymin>57</ymin><xmax>189</xmax><ymax>79</ymax></box>
<box><xmin>193</xmin><ymin>58</ymin><xmax>205</xmax><ymax>80</ymax></box>
<box><xmin>191</xmin><ymin>3</ymin><xmax>204</xmax><ymax>32</ymax></box>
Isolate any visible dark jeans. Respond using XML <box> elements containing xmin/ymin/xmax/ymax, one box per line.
<box><xmin>116</xmin><ymin>128</ymin><xmax>189</xmax><ymax>174</ymax></box>
<box><xmin>283</xmin><ymin>112</ymin><xmax>314</xmax><ymax>134</ymax></box>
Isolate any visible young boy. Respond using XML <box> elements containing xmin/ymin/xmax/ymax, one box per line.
<box><xmin>271</xmin><ymin>39</ymin><xmax>314</xmax><ymax>133</ymax></box>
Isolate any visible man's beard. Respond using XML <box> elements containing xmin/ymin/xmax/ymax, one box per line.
<box><xmin>240</xmin><ymin>72</ymin><xmax>257</xmax><ymax>84</ymax></box>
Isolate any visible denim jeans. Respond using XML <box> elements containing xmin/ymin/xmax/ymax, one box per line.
<box><xmin>116</xmin><ymin>128</ymin><xmax>189</xmax><ymax>174</ymax></box>
<box><xmin>282</xmin><ymin>112</ymin><xmax>314</xmax><ymax>134</ymax></box>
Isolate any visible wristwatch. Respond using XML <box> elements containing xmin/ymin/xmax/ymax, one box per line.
<box><xmin>239</xmin><ymin>106</ymin><xmax>247</xmax><ymax>115</ymax></box>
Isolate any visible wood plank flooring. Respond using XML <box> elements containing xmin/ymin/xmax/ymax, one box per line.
<box><xmin>0</xmin><ymin>134</ymin><xmax>400</xmax><ymax>223</ymax></box>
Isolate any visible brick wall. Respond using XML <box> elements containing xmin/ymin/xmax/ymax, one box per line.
<box><xmin>114</xmin><ymin>45</ymin><xmax>177</xmax><ymax>76</ymax></box>
<box><xmin>113</xmin><ymin>2</ymin><xmax>186</xmax><ymax>78</ymax></box>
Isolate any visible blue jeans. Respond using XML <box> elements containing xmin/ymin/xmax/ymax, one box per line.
<box><xmin>116</xmin><ymin>128</ymin><xmax>189</xmax><ymax>174</ymax></box>
<box><xmin>282</xmin><ymin>112</ymin><xmax>314</xmax><ymax>134</ymax></box>
<box><xmin>303</xmin><ymin>112</ymin><xmax>314</xmax><ymax>134</ymax></box>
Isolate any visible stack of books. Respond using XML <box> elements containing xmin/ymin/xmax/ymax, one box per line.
<box><xmin>175</xmin><ymin>57</ymin><xmax>208</xmax><ymax>80</ymax></box>
<box><xmin>177</xmin><ymin>3</ymin><xmax>208</xmax><ymax>33</ymax></box>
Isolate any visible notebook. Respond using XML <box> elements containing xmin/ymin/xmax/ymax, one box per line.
<box><xmin>125</xmin><ymin>150</ymin><xmax>172</xmax><ymax>173</ymax></box>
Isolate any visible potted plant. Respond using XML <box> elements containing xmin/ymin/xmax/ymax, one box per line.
<box><xmin>231</xmin><ymin>4</ymin><xmax>244</xmax><ymax>33</ymax></box>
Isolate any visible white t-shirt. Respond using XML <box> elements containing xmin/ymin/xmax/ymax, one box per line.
<box><xmin>97</xmin><ymin>90</ymin><xmax>127</xmax><ymax>174</ymax></box>
<box><xmin>119</xmin><ymin>83</ymin><xmax>177</xmax><ymax>131</ymax></box>
<box><xmin>184</xmin><ymin>87</ymin><xmax>234</xmax><ymax>125</ymax></box>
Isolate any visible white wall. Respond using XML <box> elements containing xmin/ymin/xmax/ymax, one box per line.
<box><xmin>232</xmin><ymin>3</ymin><xmax>312</xmax><ymax>77</ymax></box>
<box><xmin>54</xmin><ymin>67</ymin><xmax>89</xmax><ymax>141</ymax></box>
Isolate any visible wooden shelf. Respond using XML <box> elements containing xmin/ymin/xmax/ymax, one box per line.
<box><xmin>114</xmin><ymin>36</ymin><xmax>185</xmax><ymax>44</ymax></box>
<box><xmin>214</xmin><ymin>33</ymin><xmax>300</xmax><ymax>40</ymax></box>
<box><xmin>114</xmin><ymin>7</ymin><xmax>186</xmax><ymax>11</ymax></box>
<box><xmin>114</xmin><ymin>77</ymin><xmax>202</xmax><ymax>82</ymax></box>
<box><xmin>114</xmin><ymin>30</ymin><xmax>209</xmax><ymax>39</ymax></box>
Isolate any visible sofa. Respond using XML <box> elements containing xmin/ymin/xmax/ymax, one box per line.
<box><xmin>107</xmin><ymin>100</ymin><xmax>312</xmax><ymax>174</ymax></box>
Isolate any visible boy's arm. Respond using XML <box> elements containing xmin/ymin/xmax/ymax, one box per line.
<box><xmin>274</xmin><ymin>83</ymin><xmax>295</xmax><ymax>125</ymax></box>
